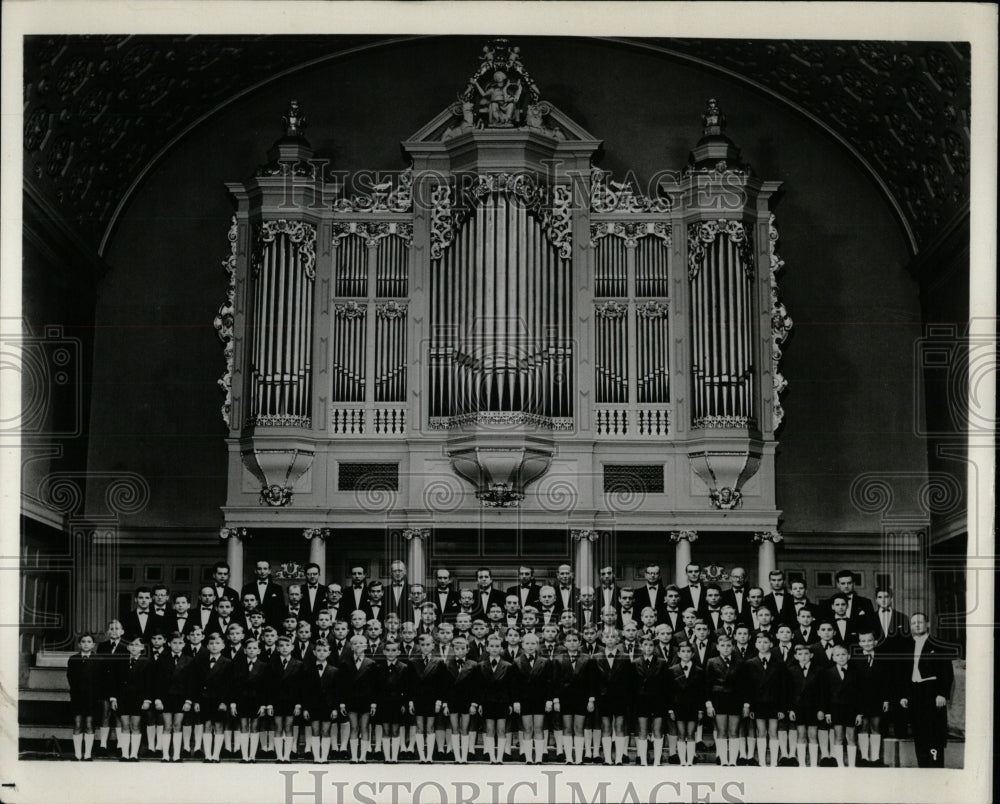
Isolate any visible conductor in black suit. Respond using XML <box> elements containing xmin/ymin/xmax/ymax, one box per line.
<box><xmin>632</xmin><ymin>565</ymin><xmax>668</xmax><ymax>623</ymax></box>
<box><xmin>506</xmin><ymin>565</ymin><xmax>542</xmax><ymax>609</ymax></box>
<box><xmin>898</xmin><ymin>613</ymin><xmax>956</xmax><ymax>768</ymax></box>
<box><xmin>241</xmin><ymin>560</ymin><xmax>286</xmax><ymax>625</ymax></box>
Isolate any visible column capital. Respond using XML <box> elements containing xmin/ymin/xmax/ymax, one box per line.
<box><xmin>303</xmin><ymin>527</ymin><xmax>331</xmax><ymax>541</ymax></box>
<box><xmin>219</xmin><ymin>527</ymin><xmax>248</xmax><ymax>541</ymax></box>
<box><xmin>570</xmin><ymin>528</ymin><xmax>600</xmax><ymax>543</ymax></box>
<box><xmin>401</xmin><ymin>527</ymin><xmax>430</xmax><ymax>541</ymax></box>
<box><xmin>752</xmin><ymin>529</ymin><xmax>783</xmax><ymax>544</ymax></box>
<box><xmin>669</xmin><ymin>530</ymin><xmax>699</xmax><ymax>543</ymax></box>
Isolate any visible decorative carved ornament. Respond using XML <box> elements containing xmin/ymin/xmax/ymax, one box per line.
<box><xmin>429</xmin><ymin>183</ymin><xmax>455</xmax><ymax>260</ymax></box>
<box><xmin>590</xmin><ymin>167</ymin><xmax>672</xmax><ymax>214</ymax></box>
<box><xmin>595</xmin><ymin>300</ymin><xmax>629</xmax><ymax>320</ymax></box>
<box><xmin>213</xmin><ymin>216</ymin><xmax>238</xmax><ymax>426</ymax></box>
<box><xmin>273</xmin><ymin>562</ymin><xmax>306</xmax><ymax>580</ymax></box>
<box><xmin>692</xmin><ymin>415</ymin><xmax>752</xmax><ymax>429</ymax></box>
<box><xmin>331</xmin><ymin>167</ymin><xmax>413</xmax><ymax>213</ymax></box>
<box><xmin>376</xmin><ymin>301</ymin><xmax>407</xmax><ymax>320</ymax></box>
<box><xmin>303</xmin><ymin>527</ymin><xmax>331</xmax><ymax>541</ymax></box>
<box><xmin>768</xmin><ymin>213</ymin><xmax>792</xmax><ymax>431</ymax></box>
<box><xmin>253</xmin><ymin>219</ymin><xmax>317</xmax><ymax>280</ymax></box>
<box><xmin>752</xmin><ymin>529</ymin><xmax>783</xmax><ymax>544</ymax></box>
<box><xmin>401</xmin><ymin>527</ymin><xmax>430</xmax><ymax>541</ymax></box>
<box><xmin>248</xmin><ymin>414</ymin><xmax>311</xmax><ymax>428</ymax></box>
<box><xmin>636</xmin><ymin>300</ymin><xmax>670</xmax><ymax>319</ymax></box>
<box><xmin>260</xmin><ymin>484</ymin><xmax>293</xmax><ymax>507</ymax></box>
<box><xmin>700</xmin><ymin>564</ymin><xmax>730</xmax><ymax>583</ymax></box>
<box><xmin>590</xmin><ymin>220</ymin><xmax>672</xmax><ymax>248</ymax></box>
<box><xmin>570</xmin><ymin>529</ymin><xmax>601</xmax><ymax>543</ymax></box>
<box><xmin>427</xmin><ymin>412</ymin><xmax>574</xmax><ymax>431</ymax></box>
<box><xmin>460</xmin><ymin>38</ymin><xmax>542</xmax><ymax>130</ymax></box>
<box><xmin>710</xmin><ymin>486</ymin><xmax>742</xmax><ymax>510</ymax></box>
<box><xmin>669</xmin><ymin>530</ymin><xmax>699</xmax><ymax>543</ymax></box>
<box><xmin>334</xmin><ymin>301</ymin><xmax>367</xmax><ymax>320</ymax></box>
<box><xmin>686</xmin><ymin>219</ymin><xmax>754</xmax><ymax>281</ymax></box>
<box><xmin>219</xmin><ymin>526</ymin><xmax>247</xmax><ymax>541</ymax></box>
<box><xmin>331</xmin><ymin>220</ymin><xmax>413</xmax><ymax>248</ymax></box>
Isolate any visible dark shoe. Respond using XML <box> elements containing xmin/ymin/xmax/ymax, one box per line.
<box><xmin>788</xmin><ymin>757</ymin><xmax>800</xmax><ymax>766</ymax></box>
<box><xmin>745</xmin><ymin>758</ymin><xmax>759</xmax><ymax>766</ymax></box>
<box><xmin>84</xmin><ymin>756</ymin><xmax>94</xmax><ymax>762</ymax></box>
<box><xmin>668</xmin><ymin>754</ymin><xmax>680</xmax><ymax>765</ymax></box>
<box><xmin>620</xmin><ymin>754</ymin><xmax>630</xmax><ymax>764</ymax></box>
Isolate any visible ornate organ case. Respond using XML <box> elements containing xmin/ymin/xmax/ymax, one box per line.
<box><xmin>217</xmin><ymin>41</ymin><xmax>790</xmax><ymax>536</ymax></box>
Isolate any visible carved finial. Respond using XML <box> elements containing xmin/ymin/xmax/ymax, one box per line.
<box><xmin>283</xmin><ymin>99</ymin><xmax>307</xmax><ymax>137</ymax></box>
<box><xmin>702</xmin><ymin>98</ymin><xmax>725</xmax><ymax>137</ymax></box>
<box><xmin>460</xmin><ymin>39</ymin><xmax>541</xmax><ymax>130</ymax></box>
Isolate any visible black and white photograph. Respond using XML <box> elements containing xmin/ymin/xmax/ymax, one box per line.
<box><xmin>1</xmin><ymin>2</ymin><xmax>995</xmax><ymax>803</ymax></box>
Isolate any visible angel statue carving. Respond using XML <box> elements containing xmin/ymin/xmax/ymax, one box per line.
<box><xmin>469</xmin><ymin>70</ymin><xmax>523</xmax><ymax>127</ymax></box>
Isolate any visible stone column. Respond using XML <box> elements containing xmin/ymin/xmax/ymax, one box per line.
<box><xmin>402</xmin><ymin>528</ymin><xmax>429</xmax><ymax>587</ymax></box>
<box><xmin>571</xmin><ymin>529</ymin><xmax>600</xmax><ymax>591</ymax></box>
<box><xmin>220</xmin><ymin>527</ymin><xmax>248</xmax><ymax>591</ymax></box>
<box><xmin>754</xmin><ymin>530</ymin><xmax>783</xmax><ymax>588</ymax></box>
<box><xmin>303</xmin><ymin>528</ymin><xmax>330</xmax><ymax>584</ymax></box>
<box><xmin>670</xmin><ymin>530</ymin><xmax>699</xmax><ymax>586</ymax></box>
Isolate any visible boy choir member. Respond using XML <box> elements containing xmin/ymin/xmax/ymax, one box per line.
<box><xmin>112</xmin><ymin>635</ymin><xmax>154</xmax><ymax>762</ymax></box>
<box><xmin>593</xmin><ymin>628</ymin><xmax>634</xmax><ymax>765</ymax></box>
<box><xmin>477</xmin><ymin>633</ymin><xmax>514</xmax><ymax>764</ymax></box>
<box><xmin>739</xmin><ymin>632</ymin><xmax>788</xmax><ymax>768</ymax></box>
<box><xmin>153</xmin><ymin>632</ymin><xmax>195</xmax><ymax>762</ymax></box>
<box><xmin>669</xmin><ymin>641</ymin><xmax>703</xmax><ymax>766</ymax></box>
<box><xmin>552</xmin><ymin>629</ymin><xmax>596</xmax><ymax>765</ymax></box>
<box><xmin>633</xmin><ymin>635</ymin><xmax>671</xmax><ymax>766</ymax></box>
<box><xmin>512</xmin><ymin>632</ymin><xmax>555</xmax><ymax>764</ymax></box>
<box><xmin>853</xmin><ymin>630</ymin><xmax>891</xmax><ymax>766</ymax></box>
<box><xmin>442</xmin><ymin>636</ymin><xmax>479</xmax><ymax>763</ymax></box>
<box><xmin>705</xmin><ymin>634</ymin><xmax>742</xmax><ymax>767</ymax></box>
<box><xmin>67</xmin><ymin>633</ymin><xmax>100</xmax><ymax>761</ymax></box>
<box><xmin>820</xmin><ymin>644</ymin><xmax>861</xmax><ymax>766</ymax></box>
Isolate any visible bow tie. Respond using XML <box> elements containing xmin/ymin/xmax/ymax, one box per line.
<box><xmin>176</xmin><ymin>614</ymin><xmax>187</xmax><ymax>619</ymax></box>
<box><xmin>836</xmin><ymin>616</ymin><xmax>848</xmax><ymax>621</ymax></box>
<box><xmin>648</xmin><ymin>586</ymin><xmax>658</xmax><ymax>591</ymax></box>
<box><xmin>393</xmin><ymin>583</ymin><xmax>404</xmax><ymax>588</ymax></box>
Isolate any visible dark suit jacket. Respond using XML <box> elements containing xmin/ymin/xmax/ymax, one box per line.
<box><xmin>670</xmin><ymin>663</ymin><xmax>706</xmax><ymax>712</ymax></box>
<box><xmin>430</xmin><ymin>589</ymin><xmax>462</xmax><ymax>623</ymax></box>
<box><xmin>241</xmin><ymin>580</ymin><xmax>286</xmax><ymax>623</ymax></box>
<box><xmin>379</xmin><ymin>659</ymin><xmax>414</xmax><ymax>714</ymax></box>
<box><xmin>678</xmin><ymin>584</ymin><xmax>709</xmax><ymax>616</ymax></box>
<box><xmin>512</xmin><ymin>654</ymin><xmax>555</xmax><ymax>708</ymax></box>
<box><xmin>477</xmin><ymin>658</ymin><xmax>515</xmax><ymax>708</ymax></box>
<box><xmin>720</xmin><ymin>587</ymin><xmax>752</xmax><ymax>625</ymax></box>
<box><xmin>113</xmin><ymin>656</ymin><xmax>154</xmax><ymax>710</ymax></box>
<box><xmin>96</xmin><ymin>639</ymin><xmax>130</xmax><ymax>697</ymax></box>
<box><xmin>554</xmin><ymin>585</ymin><xmax>580</xmax><ymax>614</ymax></box>
<box><xmin>471</xmin><ymin>588</ymin><xmax>508</xmax><ymax>620</ymax></box>
<box><xmin>655</xmin><ymin>641</ymin><xmax>677</xmax><ymax>666</ymax></box>
<box><xmin>763</xmin><ymin>591</ymin><xmax>797</xmax><ymax>626</ymax></box>
<box><xmin>592</xmin><ymin>653</ymin><xmax>636</xmax><ymax>711</ymax></box>
<box><xmin>269</xmin><ymin>656</ymin><xmax>305</xmax><ymax>710</ymax></box>
<box><xmin>691</xmin><ymin>639</ymin><xmax>718</xmax><ymax>669</ymax></box>
<box><xmin>211</xmin><ymin>585</ymin><xmax>243</xmax><ymax>614</ymax></box>
<box><xmin>793</xmin><ymin>625</ymin><xmax>819</xmax><ymax>646</ymax></box>
<box><xmin>574</xmin><ymin>602</ymin><xmax>601</xmax><ymax>630</ymax></box>
<box><xmin>152</xmin><ymin>652</ymin><xmax>195</xmax><ymax>703</ymax></box>
<box><xmin>705</xmin><ymin>655</ymin><xmax>741</xmax><ymax>703</ymax></box>
<box><xmin>192</xmin><ymin>653</ymin><xmax>234</xmax><ymax>707</ymax></box>
<box><xmin>302</xmin><ymin>662</ymin><xmax>341</xmax><ymax>718</ymax></box>
<box><xmin>820</xmin><ymin>664</ymin><xmax>861</xmax><ymax>716</ymax></box>
<box><xmin>739</xmin><ymin>655</ymin><xmax>788</xmax><ymax>710</ymax></box>
<box><xmin>302</xmin><ymin>585</ymin><xmax>327</xmax><ymax>623</ymax></box>
<box><xmin>553</xmin><ymin>653</ymin><xmax>596</xmax><ymax>702</ymax></box>
<box><xmin>340</xmin><ymin>656</ymin><xmax>380</xmax><ymax>709</ymax></box>
<box><xmin>633</xmin><ymin>655</ymin><xmax>673</xmax><ymax>709</ymax></box>
<box><xmin>633</xmin><ymin>584</ymin><xmax>668</xmax><ymax>622</ymax></box>
<box><xmin>233</xmin><ymin>656</ymin><xmax>273</xmax><ymax>712</ymax></box>
<box><xmin>122</xmin><ymin>610</ymin><xmax>168</xmax><ymax>642</ymax></box>
<box><xmin>321</xmin><ymin>604</ymin><xmax>347</xmax><ymax>627</ymax></box>
<box><xmin>164</xmin><ymin>615</ymin><xmax>197</xmax><ymax>638</ymax></box>
<box><xmin>67</xmin><ymin>653</ymin><xmax>103</xmax><ymax>708</ymax></box>
<box><xmin>595</xmin><ymin>585</ymin><xmax>623</xmax><ymax>614</ymax></box>
<box><xmin>850</xmin><ymin>652</ymin><xmax>892</xmax><ymax>713</ymax></box>
<box><xmin>871</xmin><ymin>609</ymin><xmax>910</xmax><ymax>651</ymax></box>
<box><xmin>506</xmin><ymin>583</ymin><xmax>542</xmax><ymax>609</ymax></box>
<box><xmin>384</xmin><ymin>583</ymin><xmax>410</xmax><ymax>619</ymax></box>
<box><xmin>823</xmin><ymin>594</ymin><xmax>875</xmax><ymax>634</ymax></box>
<box><xmin>786</xmin><ymin>662</ymin><xmax>824</xmax><ymax>720</ymax></box>
<box><xmin>193</xmin><ymin>607</ymin><xmax>220</xmax><ymax>633</ymax></box>
<box><xmin>537</xmin><ymin>607</ymin><xmax>561</xmax><ymax>627</ymax></box>
<box><xmin>662</xmin><ymin>609</ymin><xmax>684</xmax><ymax>634</ymax></box>
<box><xmin>361</xmin><ymin>601</ymin><xmax>389</xmax><ymax>625</ymax></box>
<box><xmin>703</xmin><ymin>609</ymin><xmax>725</xmax><ymax>632</ymax></box>
<box><xmin>281</xmin><ymin>605</ymin><xmax>310</xmax><ymax>626</ymax></box>
<box><xmin>831</xmin><ymin>618</ymin><xmax>860</xmax><ymax>647</ymax></box>
<box><xmin>346</xmin><ymin>584</ymin><xmax>372</xmax><ymax>615</ymax></box>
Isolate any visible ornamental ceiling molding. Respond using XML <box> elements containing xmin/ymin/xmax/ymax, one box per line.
<box><xmin>20</xmin><ymin>36</ymin><xmax>968</xmax><ymax>257</ymax></box>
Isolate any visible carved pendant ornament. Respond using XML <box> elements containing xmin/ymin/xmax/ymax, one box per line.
<box><xmin>590</xmin><ymin>167</ymin><xmax>672</xmax><ymax>214</ymax></box>
<box><xmin>687</xmin><ymin>219</ymin><xmax>754</xmax><ymax>281</ymax></box>
<box><xmin>252</xmin><ymin>219</ymin><xmax>317</xmax><ymax>279</ymax></box>
<box><xmin>213</xmin><ymin>216</ymin><xmax>238</xmax><ymax>426</ymax></box>
<box><xmin>768</xmin><ymin>213</ymin><xmax>792</xmax><ymax>431</ymax></box>
<box><xmin>331</xmin><ymin>220</ymin><xmax>413</xmax><ymax>248</ymax></box>
<box><xmin>590</xmin><ymin>220</ymin><xmax>672</xmax><ymax>248</ymax></box>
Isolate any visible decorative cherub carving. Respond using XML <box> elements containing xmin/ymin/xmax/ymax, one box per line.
<box><xmin>469</xmin><ymin>70</ymin><xmax>523</xmax><ymax>127</ymax></box>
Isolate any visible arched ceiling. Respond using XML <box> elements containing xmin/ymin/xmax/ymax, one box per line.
<box><xmin>22</xmin><ymin>35</ymin><xmax>970</xmax><ymax>257</ymax></box>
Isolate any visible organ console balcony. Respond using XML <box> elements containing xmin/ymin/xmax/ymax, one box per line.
<box><xmin>217</xmin><ymin>39</ymin><xmax>788</xmax><ymax>536</ymax></box>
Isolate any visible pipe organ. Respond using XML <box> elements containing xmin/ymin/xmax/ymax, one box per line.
<box><xmin>219</xmin><ymin>41</ymin><xmax>788</xmax><ymax>540</ymax></box>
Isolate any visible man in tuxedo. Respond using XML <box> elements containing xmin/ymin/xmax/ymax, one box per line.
<box><xmin>789</xmin><ymin>579</ymin><xmax>814</xmax><ymax>621</ymax></box>
<box><xmin>616</xmin><ymin>588</ymin><xmax>639</xmax><ymax>630</ymax></box>
<box><xmin>209</xmin><ymin>561</ymin><xmax>241</xmax><ymax>612</ymax></box>
<box><xmin>302</xmin><ymin>563</ymin><xmax>326</xmax><ymax>623</ymax></box>
<box><xmin>431</xmin><ymin>568</ymin><xmax>461</xmax><ymax>624</ymax></box>
<box><xmin>323</xmin><ymin>582</ymin><xmax>346</xmax><ymax>625</ymax></box>
<box><xmin>283</xmin><ymin>584</ymin><xmax>308</xmax><ymax>625</ymax></box>
<box><xmin>720</xmin><ymin>566</ymin><xmax>751</xmax><ymax>625</ymax></box>
<box><xmin>762</xmin><ymin>570</ymin><xmax>797</xmax><ymax>627</ymax></box>
<box><xmin>662</xmin><ymin>586</ymin><xmax>684</xmax><ymax>632</ymax></box>
<box><xmin>536</xmin><ymin>586</ymin><xmax>560</xmax><ymax>626</ymax></box>
<box><xmin>501</xmin><ymin>594</ymin><xmax>522</xmax><ymax>631</ymax></box>
<box><xmin>596</xmin><ymin>566</ymin><xmax>622</xmax><ymax>615</ymax></box>
<box><xmin>829</xmin><ymin>594</ymin><xmax>860</xmax><ymax>647</ymax></box>
<box><xmin>575</xmin><ymin>586</ymin><xmax>600</xmax><ymax>629</ymax></box>
<box><xmin>241</xmin><ymin>560</ymin><xmax>286</xmax><ymax>625</ymax></box>
<box><xmin>169</xmin><ymin>592</ymin><xmax>196</xmax><ymax>636</ymax></box>
<box><xmin>505</xmin><ymin>565</ymin><xmax>542</xmax><ymax>609</ymax></box>
<box><xmin>122</xmin><ymin>587</ymin><xmax>167</xmax><ymax>642</ymax></box>
<box><xmin>385</xmin><ymin>560</ymin><xmax>410</xmax><ymax>619</ymax></box>
<box><xmin>632</xmin><ymin>565</ymin><xmax>667</xmax><ymax>623</ymax></box>
<box><xmin>473</xmin><ymin>568</ymin><xmax>506</xmax><ymax>619</ymax></box>
<box><xmin>151</xmin><ymin>584</ymin><xmax>172</xmax><ymax>619</ymax></box>
<box><xmin>793</xmin><ymin>606</ymin><xmax>819</xmax><ymax>646</ymax></box>
<box><xmin>899</xmin><ymin>613</ymin><xmax>956</xmax><ymax>767</ymax></box>
<box><xmin>362</xmin><ymin>580</ymin><xmax>388</xmax><ymax>624</ymax></box>
<box><xmin>746</xmin><ymin>587</ymin><xmax>766</xmax><ymax>632</ymax></box>
<box><xmin>678</xmin><ymin>563</ymin><xmax>707</xmax><ymax>616</ymax></box>
<box><xmin>554</xmin><ymin>564</ymin><xmax>580</xmax><ymax>614</ymax></box>
<box><xmin>702</xmin><ymin>584</ymin><xmax>725</xmax><ymax>631</ymax></box>
<box><xmin>823</xmin><ymin>570</ymin><xmax>874</xmax><ymax>635</ymax></box>
<box><xmin>872</xmin><ymin>588</ymin><xmax>909</xmax><ymax>652</ymax></box>
<box><xmin>195</xmin><ymin>586</ymin><xmax>219</xmax><ymax>632</ymax></box>
<box><xmin>347</xmin><ymin>565</ymin><xmax>371</xmax><ymax>613</ymax></box>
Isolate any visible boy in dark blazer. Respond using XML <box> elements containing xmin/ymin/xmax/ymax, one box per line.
<box><xmin>111</xmin><ymin>635</ymin><xmax>153</xmax><ymax>761</ymax></box>
<box><xmin>67</xmin><ymin>632</ymin><xmax>101</xmax><ymax>761</ymax></box>
<box><xmin>302</xmin><ymin>639</ymin><xmax>341</xmax><ymax>763</ymax></box>
<box><xmin>270</xmin><ymin>635</ymin><xmax>304</xmax><ymax>763</ymax></box>
<box><xmin>852</xmin><ymin>630</ymin><xmax>891</xmax><ymax>766</ymax></box>
<box><xmin>96</xmin><ymin>619</ymin><xmax>129</xmax><ymax>755</ymax></box>
<box><xmin>152</xmin><ymin>631</ymin><xmax>195</xmax><ymax>762</ymax></box>
<box><xmin>379</xmin><ymin>638</ymin><xmax>414</xmax><ymax>763</ymax></box>
<box><xmin>786</xmin><ymin>642</ymin><xmax>823</xmax><ymax>767</ymax></box>
<box><xmin>593</xmin><ymin>628</ymin><xmax>635</xmax><ymax>765</ymax></box>
<box><xmin>192</xmin><ymin>632</ymin><xmax>233</xmax><ymax>762</ymax></box>
<box><xmin>341</xmin><ymin>634</ymin><xmax>380</xmax><ymax>763</ymax></box>
<box><xmin>705</xmin><ymin>634</ymin><xmax>742</xmax><ymax>767</ymax></box>
<box><xmin>231</xmin><ymin>636</ymin><xmax>272</xmax><ymax>763</ymax></box>
<box><xmin>122</xmin><ymin>587</ymin><xmax>167</xmax><ymax>644</ymax></box>
<box><xmin>739</xmin><ymin>632</ymin><xmax>788</xmax><ymax>768</ymax></box>
<box><xmin>477</xmin><ymin>633</ymin><xmax>515</xmax><ymax>764</ymax></box>
<box><xmin>668</xmin><ymin>641</ymin><xmax>704</xmax><ymax>766</ymax></box>
<box><xmin>820</xmin><ymin>644</ymin><xmax>861</xmax><ymax>766</ymax></box>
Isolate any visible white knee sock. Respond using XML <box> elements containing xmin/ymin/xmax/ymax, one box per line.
<box><xmin>818</xmin><ymin>729</ymin><xmax>829</xmax><ymax>757</ymax></box>
<box><xmin>769</xmin><ymin>738</ymin><xmax>780</xmax><ymax>767</ymax></box>
<box><xmin>745</xmin><ymin>735</ymin><xmax>755</xmax><ymax>759</ymax></box>
<box><xmin>130</xmin><ymin>732</ymin><xmax>142</xmax><ymax>759</ymax></box>
<box><xmin>667</xmin><ymin>733</ymin><xmax>678</xmax><ymax>757</ymax></box>
<box><xmin>483</xmin><ymin>736</ymin><xmax>495</xmax><ymax>763</ymax></box>
<box><xmin>808</xmin><ymin>741</ymin><xmax>818</xmax><ymax>767</ymax></box>
<box><xmin>249</xmin><ymin>732</ymin><xmax>259</xmax><ymax>760</ymax></box>
<box><xmin>72</xmin><ymin>734</ymin><xmax>83</xmax><ymax>759</ymax></box>
<box><xmin>561</xmin><ymin>735</ymin><xmax>574</xmax><ymax>762</ymax></box>
<box><xmin>83</xmin><ymin>732</ymin><xmax>94</xmax><ymax>759</ymax></box>
<box><xmin>416</xmin><ymin>735</ymin><xmax>426</xmax><ymax>762</ymax></box>
<box><xmin>574</xmin><ymin>736</ymin><xmax>586</xmax><ymax>764</ymax></box>
<box><xmin>496</xmin><ymin>736</ymin><xmax>507</xmax><ymax>763</ymax></box>
<box><xmin>847</xmin><ymin>744</ymin><xmax>856</xmax><ymax>767</ymax></box>
<box><xmin>602</xmin><ymin>736</ymin><xmax>612</xmax><ymax>764</ymax></box>
<box><xmin>310</xmin><ymin>736</ymin><xmax>320</xmax><ymax>762</ymax></box>
<box><xmin>832</xmin><ymin>744</ymin><xmax>844</xmax><ymax>766</ymax></box>
<box><xmin>99</xmin><ymin>726</ymin><xmax>110</xmax><ymax>748</ymax></box>
<box><xmin>156</xmin><ymin>724</ymin><xmax>164</xmax><ymax>751</ymax></box>
<box><xmin>115</xmin><ymin>726</ymin><xmax>125</xmax><ymax>749</ymax></box>
<box><xmin>728</xmin><ymin>737</ymin><xmax>740</xmax><ymax>765</ymax></box>
<box><xmin>391</xmin><ymin>735</ymin><xmax>401</xmax><ymax>762</ymax></box>
<box><xmin>796</xmin><ymin>742</ymin><xmax>806</xmax><ymax>766</ymax></box>
<box><xmin>676</xmin><ymin>740</ymin><xmax>687</xmax><ymax>765</ymax></box>
<box><xmin>756</xmin><ymin>737</ymin><xmax>766</xmax><ymax>764</ymax></box>
<box><xmin>778</xmin><ymin>731</ymin><xmax>788</xmax><ymax>757</ymax></box>
<box><xmin>870</xmin><ymin>734</ymin><xmax>881</xmax><ymax>763</ymax></box>
<box><xmin>522</xmin><ymin>738</ymin><xmax>533</xmax><ymax>764</ymax></box>
<box><xmin>359</xmin><ymin>737</ymin><xmax>368</xmax><ymax>762</ymax></box>
<box><xmin>614</xmin><ymin>736</ymin><xmax>627</xmax><ymax>763</ymax></box>
<box><xmin>163</xmin><ymin>735</ymin><xmax>172</xmax><ymax>760</ymax></box>
<box><xmin>460</xmin><ymin>734</ymin><xmax>470</xmax><ymax>763</ymax></box>
<box><xmin>182</xmin><ymin>724</ymin><xmax>192</xmax><ymax>751</ymax></box>
<box><xmin>451</xmin><ymin>734</ymin><xmax>461</xmax><ymax>762</ymax></box>
<box><xmin>349</xmin><ymin>737</ymin><xmax>359</xmax><ymax>762</ymax></box>
<box><xmin>212</xmin><ymin>733</ymin><xmax>224</xmax><ymax>761</ymax></box>
<box><xmin>686</xmin><ymin>739</ymin><xmax>696</xmax><ymax>766</ymax></box>
<box><xmin>858</xmin><ymin>733</ymin><xmax>870</xmax><ymax>760</ymax></box>
<box><xmin>636</xmin><ymin>737</ymin><xmax>648</xmax><ymax>765</ymax></box>
<box><xmin>652</xmin><ymin>737</ymin><xmax>664</xmax><ymax>766</ymax></box>
<box><xmin>553</xmin><ymin>730</ymin><xmax>564</xmax><ymax>755</ymax></box>
<box><xmin>717</xmin><ymin>739</ymin><xmax>728</xmax><ymax>765</ymax></box>
<box><xmin>695</xmin><ymin>724</ymin><xmax>703</xmax><ymax>744</ymax></box>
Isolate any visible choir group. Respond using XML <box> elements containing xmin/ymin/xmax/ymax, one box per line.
<box><xmin>64</xmin><ymin>558</ymin><xmax>954</xmax><ymax>768</ymax></box>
